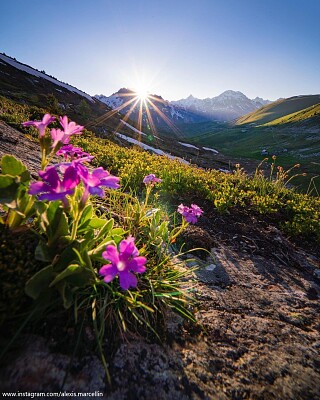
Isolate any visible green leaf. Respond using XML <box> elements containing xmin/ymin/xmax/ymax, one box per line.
<box><xmin>1</xmin><ymin>155</ymin><xmax>27</xmax><ymax>176</ymax></box>
<box><xmin>35</xmin><ymin>241</ymin><xmax>52</xmax><ymax>262</ymax></box>
<box><xmin>94</xmin><ymin>218</ymin><xmax>114</xmax><ymax>242</ymax></box>
<box><xmin>55</xmin><ymin>281</ymin><xmax>74</xmax><ymax>309</ymax></box>
<box><xmin>25</xmin><ymin>265</ymin><xmax>54</xmax><ymax>300</ymax></box>
<box><xmin>80</xmin><ymin>204</ymin><xmax>93</xmax><ymax>223</ymax></box>
<box><xmin>52</xmin><ymin>242</ymin><xmax>81</xmax><ymax>271</ymax></box>
<box><xmin>64</xmin><ymin>268</ymin><xmax>94</xmax><ymax>287</ymax></box>
<box><xmin>50</xmin><ymin>207</ymin><xmax>69</xmax><ymax>244</ymax></box>
<box><xmin>34</xmin><ymin>200</ymin><xmax>48</xmax><ymax>214</ymax></box>
<box><xmin>88</xmin><ymin>218</ymin><xmax>107</xmax><ymax>229</ymax></box>
<box><xmin>77</xmin><ymin>204</ymin><xmax>94</xmax><ymax>232</ymax></box>
<box><xmin>88</xmin><ymin>237</ymin><xmax>114</xmax><ymax>258</ymax></box>
<box><xmin>49</xmin><ymin>264</ymin><xmax>82</xmax><ymax>287</ymax></box>
<box><xmin>20</xmin><ymin>170</ymin><xmax>31</xmax><ymax>183</ymax></box>
<box><xmin>40</xmin><ymin>202</ymin><xmax>69</xmax><ymax>245</ymax></box>
<box><xmin>0</xmin><ymin>175</ymin><xmax>19</xmax><ymax>203</ymax></box>
<box><xmin>111</xmin><ymin>227</ymin><xmax>126</xmax><ymax>235</ymax></box>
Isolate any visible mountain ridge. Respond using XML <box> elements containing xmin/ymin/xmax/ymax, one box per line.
<box><xmin>96</xmin><ymin>88</ymin><xmax>272</xmax><ymax>123</ymax></box>
<box><xmin>171</xmin><ymin>90</ymin><xmax>271</xmax><ymax>121</ymax></box>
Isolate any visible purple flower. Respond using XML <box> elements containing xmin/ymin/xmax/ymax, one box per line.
<box><xmin>76</xmin><ymin>164</ymin><xmax>120</xmax><ymax>203</ymax></box>
<box><xmin>56</xmin><ymin>144</ymin><xmax>92</xmax><ymax>161</ymax></box>
<box><xmin>59</xmin><ymin>116</ymin><xmax>84</xmax><ymax>136</ymax></box>
<box><xmin>143</xmin><ymin>174</ymin><xmax>162</xmax><ymax>185</ymax></box>
<box><xmin>177</xmin><ymin>203</ymin><xmax>203</xmax><ymax>224</ymax></box>
<box><xmin>29</xmin><ymin>165</ymin><xmax>80</xmax><ymax>202</ymax></box>
<box><xmin>99</xmin><ymin>236</ymin><xmax>147</xmax><ymax>290</ymax></box>
<box><xmin>51</xmin><ymin>128</ymin><xmax>66</xmax><ymax>147</ymax></box>
<box><xmin>50</xmin><ymin>116</ymin><xmax>84</xmax><ymax>147</ymax></box>
<box><xmin>22</xmin><ymin>113</ymin><xmax>55</xmax><ymax>137</ymax></box>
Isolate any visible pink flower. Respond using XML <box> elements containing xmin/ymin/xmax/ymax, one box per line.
<box><xmin>143</xmin><ymin>174</ymin><xmax>162</xmax><ymax>185</ymax></box>
<box><xmin>99</xmin><ymin>236</ymin><xmax>147</xmax><ymax>290</ymax></box>
<box><xmin>51</xmin><ymin>128</ymin><xmax>66</xmax><ymax>147</ymax></box>
<box><xmin>50</xmin><ymin>116</ymin><xmax>84</xmax><ymax>147</ymax></box>
<box><xmin>59</xmin><ymin>116</ymin><xmax>84</xmax><ymax>136</ymax></box>
<box><xmin>22</xmin><ymin>113</ymin><xmax>55</xmax><ymax>137</ymax></box>
<box><xmin>177</xmin><ymin>203</ymin><xmax>203</xmax><ymax>224</ymax></box>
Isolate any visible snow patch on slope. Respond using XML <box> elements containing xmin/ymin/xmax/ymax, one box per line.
<box><xmin>115</xmin><ymin>133</ymin><xmax>189</xmax><ymax>165</ymax></box>
<box><xmin>202</xmin><ymin>146</ymin><xmax>219</xmax><ymax>154</ymax></box>
<box><xmin>178</xmin><ymin>142</ymin><xmax>199</xmax><ymax>150</ymax></box>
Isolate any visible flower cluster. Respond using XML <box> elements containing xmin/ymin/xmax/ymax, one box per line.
<box><xmin>29</xmin><ymin>161</ymin><xmax>120</xmax><ymax>205</ymax></box>
<box><xmin>56</xmin><ymin>144</ymin><xmax>91</xmax><ymax>160</ymax></box>
<box><xmin>24</xmin><ymin>114</ymin><xmax>120</xmax><ymax>206</ymax></box>
<box><xmin>143</xmin><ymin>174</ymin><xmax>162</xmax><ymax>185</ymax></box>
<box><xmin>99</xmin><ymin>236</ymin><xmax>147</xmax><ymax>290</ymax></box>
<box><xmin>23</xmin><ymin>114</ymin><xmax>84</xmax><ymax>147</ymax></box>
<box><xmin>29</xmin><ymin>165</ymin><xmax>80</xmax><ymax>204</ymax></box>
<box><xmin>177</xmin><ymin>203</ymin><xmax>203</xmax><ymax>224</ymax></box>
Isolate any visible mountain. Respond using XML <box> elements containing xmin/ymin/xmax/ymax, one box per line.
<box><xmin>0</xmin><ymin>53</ymin><xmax>94</xmax><ymax>103</ymax></box>
<box><xmin>95</xmin><ymin>88</ymin><xmax>211</xmax><ymax>133</ymax></box>
<box><xmin>171</xmin><ymin>90</ymin><xmax>271</xmax><ymax>121</ymax></box>
<box><xmin>236</xmin><ymin>95</ymin><xmax>320</xmax><ymax>126</ymax></box>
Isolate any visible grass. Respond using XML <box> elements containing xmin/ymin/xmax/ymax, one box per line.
<box><xmin>262</xmin><ymin>103</ymin><xmax>320</xmax><ymax>126</ymax></box>
<box><xmin>236</xmin><ymin>95</ymin><xmax>320</xmax><ymax>125</ymax></box>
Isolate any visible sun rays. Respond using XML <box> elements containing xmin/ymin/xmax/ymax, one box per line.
<box><xmin>93</xmin><ymin>86</ymin><xmax>183</xmax><ymax>143</ymax></box>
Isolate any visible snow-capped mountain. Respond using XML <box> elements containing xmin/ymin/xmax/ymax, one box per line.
<box><xmin>95</xmin><ymin>89</ymin><xmax>210</xmax><ymax>131</ymax></box>
<box><xmin>171</xmin><ymin>90</ymin><xmax>271</xmax><ymax>120</ymax></box>
<box><xmin>96</xmin><ymin>89</ymin><xmax>271</xmax><ymax>126</ymax></box>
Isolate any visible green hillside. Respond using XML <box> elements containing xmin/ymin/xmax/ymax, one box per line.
<box><xmin>236</xmin><ymin>95</ymin><xmax>320</xmax><ymax>126</ymax></box>
<box><xmin>263</xmin><ymin>103</ymin><xmax>320</xmax><ymax>126</ymax></box>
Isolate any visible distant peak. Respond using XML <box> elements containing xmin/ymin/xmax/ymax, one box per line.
<box><xmin>219</xmin><ymin>90</ymin><xmax>244</xmax><ymax>96</ymax></box>
<box><xmin>116</xmin><ymin>87</ymin><xmax>132</xmax><ymax>95</ymax></box>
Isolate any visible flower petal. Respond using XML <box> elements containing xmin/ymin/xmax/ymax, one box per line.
<box><xmin>28</xmin><ymin>181</ymin><xmax>48</xmax><ymax>195</ymax></box>
<box><xmin>99</xmin><ymin>263</ymin><xmax>118</xmax><ymax>283</ymax></box>
<box><xmin>38</xmin><ymin>190</ymin><xmax>74</xmax><ymax>201</ymax></box>
<box><xmin>119</xmin><ymin>271</ymin><xmax>137</xmax><ymax>290</ymax></box>
<box><xmin>119</xmin><ymin>236</ymin><xmax>139</xmax><ymax>258</ymax></box>
<box><xmin>62</xmin><ymin>166</ymin><xmax>80</xmax><ymax>191</ymax></box>
<box><xmin>128</xmin><ymin>256</ymin><xmax>147</xmax><ymax>273</ymax></box>
<box><xmin>39</xmin><ymin>167</ymin><xmax>60</xmax><ymax>190</ymax></box>
<box><xmin>102</xmin><ymin>245</ymin><xmax>120</xmax><ymax>265</ymax></box>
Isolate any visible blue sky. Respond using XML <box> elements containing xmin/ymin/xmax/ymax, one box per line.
<box><xmin>1</xmin><ymin>0</ymin><xmax>319</xmax><ymax>100</ymax></box>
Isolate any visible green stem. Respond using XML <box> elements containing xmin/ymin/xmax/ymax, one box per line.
<box><xmin>41</xmin><ymin>147</ymin><xmax>47</xmax><ymax>170</ymax></box>
<box><xmin>170</xmin><ymin>218</ymin><xmax>188</xmax><ymax>243</ymax></box>
<box><xmin>70</xmin><ymin>212</ymin><xmax>80</xmax><ymax>241</ymax></box>
<box><xmin>144</xmin><ymin>186</ymin><xmax>152</xmax><ymax>208</ymax></box>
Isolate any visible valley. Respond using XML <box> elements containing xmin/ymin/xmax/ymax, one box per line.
<box><xmin>1</xmin><ymin>52</ymin><xmax>319</xmax><ymax>194</ymax></box>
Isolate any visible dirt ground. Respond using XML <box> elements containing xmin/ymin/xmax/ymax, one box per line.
<box><xmin>0</xmin><ymin>121</ymin><xmax>320</xmax><ymax>399</ymax></box>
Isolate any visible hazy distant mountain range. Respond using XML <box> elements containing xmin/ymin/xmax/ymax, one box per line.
<box><xmin>95</xmin><ymin>89</ymin><xmax>271</xmax><ymax>123</ymax></box>
<box><xmin>95</xmin><ymin>89</ymin><xmax>210</xmax><ymax>128</ymax></box>
<box><xmin>171</xmin><ymin>91</ymin><xmax>271</xmax><ymax>120</ymax></box>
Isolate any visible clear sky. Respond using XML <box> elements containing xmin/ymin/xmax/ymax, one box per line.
<box><xmin>1</xmin><ymin>0</ymin><xmax>319</xmax><ymax>101</ymax></box>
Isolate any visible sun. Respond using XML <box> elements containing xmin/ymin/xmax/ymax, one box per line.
<box><xmin>134</xmin><ymin>85</ymin><xmax>150</xmax><ymax>101</ymax></box>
